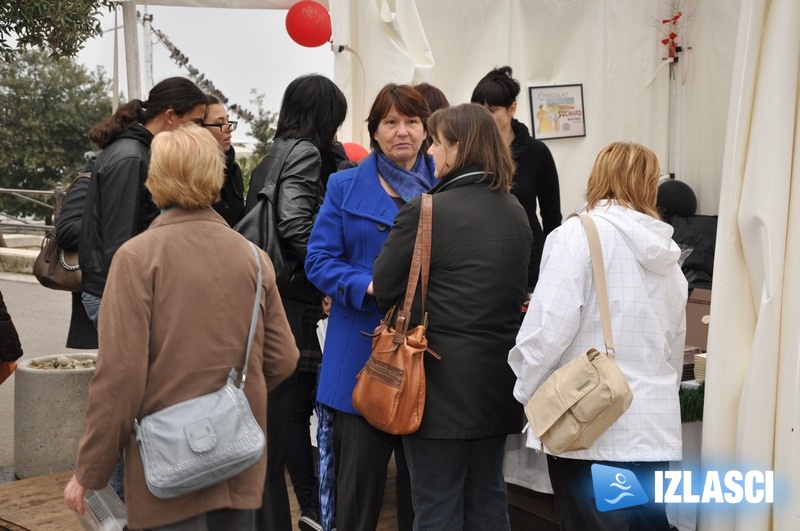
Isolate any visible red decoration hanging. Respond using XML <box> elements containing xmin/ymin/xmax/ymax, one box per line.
<box><xmin>342</xmin><ymin>142</ymin><xmax>369</xmax><ymax>163</ymax></box>
<box><xmin>285</xmin><ymin>1</ymin><xmax>332</xmax><ymax>48</ymax></box>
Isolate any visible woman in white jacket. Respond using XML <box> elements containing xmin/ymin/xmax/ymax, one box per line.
<box><xmin>509</xmin><ymin>142</ymin><xmax>687</xmax><ymax>530</ymax></box>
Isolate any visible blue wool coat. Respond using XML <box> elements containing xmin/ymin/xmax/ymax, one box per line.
<box><xmin>305</xmin><ymin>153</ymin><xmax>431</xmax><ymax>414</ymax></box>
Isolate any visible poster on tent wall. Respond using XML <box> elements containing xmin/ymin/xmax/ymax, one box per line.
<box><xmin>529</xmin><ymin>84</ymin><xmax>586</xmax><ymax>140</ymax></box>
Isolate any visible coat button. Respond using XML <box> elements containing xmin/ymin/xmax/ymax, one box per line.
<box><xmin>337</xmin><ymin>286</ymin><xmax>344</xmax><ymax>294</ymax></box>
<box><xmin>376</xmin><ymin>223</ymin><xmax>388</xmax><ymax>231</ymax></box>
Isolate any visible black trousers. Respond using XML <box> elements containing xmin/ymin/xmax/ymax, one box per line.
<box><xmin>286</xmin><ymin>370</ymin><xmax>320</xmax><ymax>514</ymax></box>
<box><xmin>335</xmin><ymin>411</ymin><xmax>414</xmax><ymax>531</ymax></box>
<box><xmin>150</xmin><ymin>508</ymin><xmax>254</xmax><ymax>530</ymax></box>
<box><xmin>257</xmin><ymin>369</ymin><xmax>298</xmax><ymax>531</ymax></box>
<box><xmin>547</xmin><ymin>455</ymin><xmax>671</xmax><ymax>531</ymax></box>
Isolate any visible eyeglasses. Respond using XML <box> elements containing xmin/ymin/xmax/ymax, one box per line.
<box><xmin>202</xmin><ymin>121</ymin><xmax>238</xmax><ymax>133</ymax></box>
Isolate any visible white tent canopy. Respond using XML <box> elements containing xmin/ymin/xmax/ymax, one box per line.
<box><xmin>120</xmin><ymin>2</ymin><xmax>798</xmax><ymax>527</ymax></box>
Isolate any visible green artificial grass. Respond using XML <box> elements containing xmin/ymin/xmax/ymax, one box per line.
<box><xmin>679</xmin><ymin>381</ymin><xmax>705</xmax><ymax>423</ymax></box>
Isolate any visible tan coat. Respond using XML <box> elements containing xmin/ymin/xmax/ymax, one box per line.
<box><xmin>74</xmin><ymin>208</ymin><xmax>299</xmax><ymax>529</ymax></box>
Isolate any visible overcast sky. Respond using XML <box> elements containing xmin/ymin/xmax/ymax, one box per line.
<box><xmin>77</xmin><ymin>5</ymin><xmax>334</xmax><ymax>144</ymax></box>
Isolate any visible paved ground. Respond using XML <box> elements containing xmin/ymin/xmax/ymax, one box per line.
<box><xmin>0</xmin><ymin>272</ymin><xmax>83</xmax><ymax>483</ymax></box>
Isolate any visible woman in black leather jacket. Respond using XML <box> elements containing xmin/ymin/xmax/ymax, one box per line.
<box><xmin>242</xmin><ymin>74</ymin><xmax>348</xmax><ymax>531</ymax></box>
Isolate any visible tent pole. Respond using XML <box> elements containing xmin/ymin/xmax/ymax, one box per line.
<box><xmin>121</xmin><ymin>0</ymin><xmax>142</xmax><ymax>101</ymax></box>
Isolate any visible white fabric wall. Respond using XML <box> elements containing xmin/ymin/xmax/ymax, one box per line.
<box><xmin>700</xmin><ymin>0</ymin><xmax>800</xmax><ymax>528</ymax></box>
<box><xmin>332</xmin><ymin>0</ymin><xmax>740</xmax><ymax>217</ymax></box>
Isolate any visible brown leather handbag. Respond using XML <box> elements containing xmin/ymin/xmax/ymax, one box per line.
<box><xmin>33</xmin><ymin>172</ymin><xmax>88</xmax><ymax>292</ymax></box>
<box><xmin>352</xmin><ymin>194</ymin><xmax>439</xmax><ymax>435</ymax></box>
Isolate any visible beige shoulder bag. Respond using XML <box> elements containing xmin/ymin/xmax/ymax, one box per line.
<box><xmin>525</xmin><ymin>213</ymin><xmax>633</xmax><ymax>454</ymax></box>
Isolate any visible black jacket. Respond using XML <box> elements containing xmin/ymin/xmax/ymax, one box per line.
<box><xmin>0</xmin><ymin>290</ymin><xmax>22</xmax><ymax>363</ymax></box>
<box><xmin>79</xmin><ymin>124</ymin><xmax>159</xmax><ymax>296</ymax></box>
<box><xmin>56</xmin><ymin>158</ymin><xmax>99</xmax><ymax>349</ymax></box>
<box><xmin>510</xmin><ymin>119</ymin><xmax>562</xmax><ymax>289</ymax></box>
<box><xmin>244</xmin><ymin>138</ymin><xmax>323</xmax><ymax>288</ymax></box>
<box><xmin>373</xmin><ymin>167</ymin><xmax>532</xmax><ymax>438</ymax></box>
<box><xmin>212</xmin><ymin>146</ymin><xmax>245</xmax><ymax>227</ymax></box>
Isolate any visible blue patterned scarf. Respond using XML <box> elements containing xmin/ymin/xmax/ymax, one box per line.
<box><xmin>376</xmin><ymin>152</ymin><xmax>437</xmax><ymax>202</ymax></box>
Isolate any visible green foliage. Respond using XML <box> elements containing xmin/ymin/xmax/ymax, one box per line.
<box><xmin>0</xmin><ymin>48</ymin><xmax>111</xmax><ymax>218</ymax></box>
<box><xmin>0</xmin><ymin>0</ymin><xmax>115</xmax><ymax>61</ymax></box>
<box><xmin>240</xmin><ymin>90</ymin><xmax>278</xmax><ymax>197</ymax></box>
<box><xmin>679</xmin><ymin>380</ymin><xmax>705</xmax><ymax>423</ymax></box>
<box><xmin>249</xmin><ymin>91</ymin><xmax>278</xmax><ymax>162</ymax></box>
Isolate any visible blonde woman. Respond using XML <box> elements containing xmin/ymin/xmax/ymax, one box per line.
<box><xmin>65</xmin><ymin>125</ymin><xmax>298</xmax><ymax>530</ymax></box>
<box><xmin>509</xmin><ymin>142</ymin><xmax>687</xmax><ymax>530</ymax></box>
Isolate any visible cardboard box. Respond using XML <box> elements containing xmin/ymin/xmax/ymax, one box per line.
<box><xmin>685</xmin><ymin>288</ymin><xmax>711</xmax><ymax>352</ymax></box>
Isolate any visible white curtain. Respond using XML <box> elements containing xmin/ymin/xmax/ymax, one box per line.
<box><xmin>331</xmin><ymin>0</ymin><xmax>740</xmax><ymax>218</ymax></box>
<box><xmin>699</xmin><ymin>0</ymin><xmax>800</xmax><ymax>529</ymax></box>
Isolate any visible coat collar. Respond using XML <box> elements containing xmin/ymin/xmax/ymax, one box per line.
<box><xmin>148</xmin><ymin>207</ymin><xmax>230</xmax><ymax>229</ymax></box>
<box><xmin>430</xmin><ymin>166</ymin><xmax>488</xmax><ymax>194</ymax></box>
<box><xmin>340</xmin><ymin>153</ymin><xmax>404</xmax><ymax>223</ymax></box>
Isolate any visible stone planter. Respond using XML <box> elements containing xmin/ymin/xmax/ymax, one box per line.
<box><xmin>14</xmin><ymin>353</ymin><xmax>96</xmax><ymax>479</ymax></box>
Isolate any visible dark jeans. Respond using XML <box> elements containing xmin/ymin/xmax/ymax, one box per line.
<box><xmin>335</xmin><ymin>411</ymin><xmax>413</xmax><ymax>531</ymax></box>
<box><xmin>257</xmin><ymin>370</ymin><xmax>298</xmax><ymax>531</ymax></box>
<box><xmin>402</xmin><ymin>434</ymin><xmax>510</xmax><ymax>531</ymax></box>
<box><xmin>150</xmin><ymin>508</ymin><xmax>254</xmax><ymax>530</ymax></box>
<box><xmin>286</xmin><ymin>371</ymin><xmax>320</xmax><ymax>514</ymax></box>
<box><xmin>547</xmin><ymin>455</ymin><xmax>670</xmax><ymax>531</ymax></box>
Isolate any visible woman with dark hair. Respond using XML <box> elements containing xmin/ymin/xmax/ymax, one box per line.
<box><xmin>56</xmin><ymin>152</ymin><xmax>98</xmax><ymax>350</ymax></box>
<box><xmin>305</xmin><ymin>83</ymin><xmax>436</xmax><ymax>531</ymax></box>
<box><xmin>238</xmin><ymin>74</ymin><xmax>348</xmax><ymax>531</ymax></box>
<box><xmin>77</xmin><ymin>76</ymin><xmax>206</xmax><ymax>498</ymax></box>
<box><xmin>414</xmin><ymin>82</ymin><xmax>450</xmax><ymax>152</ymax></box>
<box><xmin>203</xmin><ymin>95</ymin><xmax>245</xmax><ymax>226</ymax></box>
<box><xmin>372</xmin><ymin>103</ymin><xmax>532</xmax><ymax>529</ymax></box>
<box><xmin>413</xmin><ymin>82</ymin><xmax>449</xmax><ymax>113</ymax></box>
<box><xmin>471</xmin><ymin>66</ymin><xmax>562</xmax><ymax>291</ymax></box>
<box><xmin>80</xmin><ymin>76</ymin><xmax>206</xmax><ymax>327</ymax></box>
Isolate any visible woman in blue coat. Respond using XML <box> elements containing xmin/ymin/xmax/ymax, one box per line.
<box><xmin>305</xmin><ymin>83</ymin><xmax>435</xmax><ymax>531</ymax></box>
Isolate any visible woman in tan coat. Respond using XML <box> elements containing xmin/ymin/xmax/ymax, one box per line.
<box><xmin>64</xmin><ymin>125</ymin><xmax>299</xmax><ymax>530</ymax></box>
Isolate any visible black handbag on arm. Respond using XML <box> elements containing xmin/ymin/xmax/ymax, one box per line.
<box><xmin>235</xmin><ymin>139</ymin><xmax>320</xmax><ymax>304</ymax></box>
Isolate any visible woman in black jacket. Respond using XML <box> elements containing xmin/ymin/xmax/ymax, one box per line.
<box><xmin>202</xmin><ymin>95</ymin><xmax>245</xmax><ymax>226</ymax></box>
<box><xmin>242</xmin><ymin>74</ymin><xmax>348</xmax><ymax>531</ymax></box>
<box><xmin>55</xmin><ymin>152</ymin><xmax>97</xmax><ymax>349</ymax></box>
<box><xmin>471</xmin><ymin>66</ymin><xmax>562</xmax><ymax>291</ymax></box>
<box><xmin>373</xmin><ymin>104</ymin><xmax>532</xmax><ymax>530</ymax></box>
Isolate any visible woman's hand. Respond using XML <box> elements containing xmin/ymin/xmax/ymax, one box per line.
<box><xmin>322</xmin><ymin>295</ymin><xmax>332</xmax><ymax>316</ymax></box>
<box><xmin>366</xmin><ymin>280</ymin><xmax>374</xmax><ymax>296</ymax></box>
<box><xmin>64</xmin><ymin>474</ymin><xmax>88</xmax><ymax>515</ymax></box>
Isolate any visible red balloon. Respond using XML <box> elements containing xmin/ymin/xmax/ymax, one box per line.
<box><xmin>285</xmin><ymin>1</ymin><xmax>332</xmax><ymax>48</ymax></box>
<box><xmin>343</xmin><ymin>142</ymin><xmax>369</xmax><ymax>162</ymax></box>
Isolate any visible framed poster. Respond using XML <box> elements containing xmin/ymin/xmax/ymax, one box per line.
<box><xmin>528</xmin><ymin>84</ymin><xmax>586</xmax><ymax>140</ymax></box>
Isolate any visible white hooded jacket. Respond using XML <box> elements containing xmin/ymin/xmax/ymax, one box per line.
<box><xmin>509</xmin><ymin>201</ymin><xmax>688</xmax><ymax>461</ymax></box>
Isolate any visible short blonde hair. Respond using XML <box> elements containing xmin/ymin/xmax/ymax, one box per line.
<box><xmin>146</xmin><ymin>124</ymin><xmax>224</xmax><ymax>209</ymax></box>
<box><xmin>585</xmin><ymin>142</ymin><xmax>660</xmax><ymax>218</ymax></box>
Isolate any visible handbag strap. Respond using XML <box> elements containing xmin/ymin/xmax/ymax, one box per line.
<box><xmin>240</xmin><ymin>242</ymin><xmax>263</xmax><ymax>388</ymax></box>
<box><xmin>401</xmin><ymin>194</ymin><xmax>432</xmax><ymax>316</ymax></box>
<box><xmin>574</xmin><ymin>213</ymin><xmax>615</xmax><ymax>355</ymax></box>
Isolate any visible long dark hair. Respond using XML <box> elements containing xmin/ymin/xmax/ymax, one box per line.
<box><xmin>89</xmin><ymin>77</ymin><xmax>206</xmax><ymax>148</ymax></box>
<box><xmin>470</xmin><ymin>66</ymin><xmax>520</xmax><ymax>108</ymax></box>
<box><xmin>274</xmin><ymin>74</ymin><xmax>347</xmax><ymax>150</ymax></box>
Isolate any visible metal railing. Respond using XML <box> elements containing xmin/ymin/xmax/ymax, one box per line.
<box><xmin>0</xmin><ymin>184</ymin><xmax>65</xmax><ymax>234</ymax></box>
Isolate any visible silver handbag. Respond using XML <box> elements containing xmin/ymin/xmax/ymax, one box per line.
<box><xmin>133</xmin><ymin>243</ymin><xmax>266</xmax><ymax>499</ymax></box>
